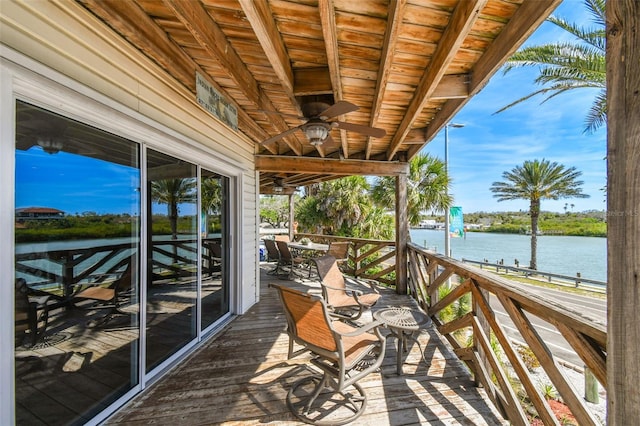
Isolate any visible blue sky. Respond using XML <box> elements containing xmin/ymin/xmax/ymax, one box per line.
<box><xmin>16</xmin><ymin>148</ymin><xmax>141</xmax><ymax>215</ymax></box>
<box><xmin>422</xmin><ymin>0</ymin><xmax>606</xmax><ymax>213</ymax></box>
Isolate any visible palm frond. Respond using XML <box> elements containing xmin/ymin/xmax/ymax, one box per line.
<box><xmin>584</xmin><ymin>90</ymin><xmax>607</xmax><ymax>134</ymax></box>
<box><xmin>497</xmin><ymin>0</ymin><xmax>606</xmax><ymax>132</ymax></box>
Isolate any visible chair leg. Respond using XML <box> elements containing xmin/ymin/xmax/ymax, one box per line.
<box><xmin>286</xmin><ymin>373</ymin><xmax>367</xmax><ymax>425</ymax></box>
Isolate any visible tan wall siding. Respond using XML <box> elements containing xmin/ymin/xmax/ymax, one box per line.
<box><xmin>1</xmin><ymin>0</ymin><xmax>259</xmax><ymax>309</ymax></box>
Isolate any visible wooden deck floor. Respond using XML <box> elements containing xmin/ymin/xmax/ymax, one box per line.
<box><xmin>106</xmin><ymin>265</ymin><xmax>507</xmax><ymax>425</ymax></box>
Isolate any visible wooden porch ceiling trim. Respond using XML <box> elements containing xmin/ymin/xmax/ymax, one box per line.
<box><xmin>366</xmin><ymin>0</ymin><xmax>406</xmax><ymax>160</ymax></box>
<box><xmin>386</xmin><ymin>0</ymin><xmax>488</xmax><ymax>160</ymax></box>
<box><xmin>238</xmin><ymin>0</ymin><xmax>294</xmax><ymax>95</ymax></box>
<box><xmin>78</xmin><ymin>0</ymin><xmax>271</xmax><ymax>149</ymax></box>
<box><xmin>76</xmin><ymin>0</ymin><xmax>562</xmax><ymax>193</ymax></box>
<box><xmin>318</xmin><ymin>0</ymin><xmax>348</xmax><ymax>159</ymax></box>
<box><xmin>165</xmin><ymin>0</ymin><xmax>302</xmax><ymax>155</ymax></box>
<box><xmin>256</xmin><ymin>155</ymin><xmax>409</xmax><ymax>176</ymax></box>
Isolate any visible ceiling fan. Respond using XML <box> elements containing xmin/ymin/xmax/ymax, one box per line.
<box><xmin>260</xmin><ymin>101</ymin><xmax>386</xmax><ymax>147</ymax></box>
<box><xmin>17</xmin><ymin>108</ymin><xmax>105</xmax><ymax>156</ymax></box>
<box><xmin>271</xmin><ymin>177</ymin><xmax>298</xmax><ymax>194</ymax></box>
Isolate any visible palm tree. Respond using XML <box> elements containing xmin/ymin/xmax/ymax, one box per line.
<box><xmin>371</xmin><ymin>153</ymin><xmax>452</xmax><ymax>227</ymax></box>
<box><xmin>151</xmin><ymin>178</ymin><xmax>196</xmax><ymax>239</ymax></box>
<box><xmin>294</xmin><ymin>177</ymin><xmax>394</xmax><ymax>239</ymax></box>
<box><xmin>490</xmin><ymin>159</ymin><xmax>589</xmax><ymax>269</ymax></box>
<box><xmin>316</xmin><ymin>176</ymin><xmax>370</xmax><ymax>234</ymax></box>
<box><xmin>495</xmin><ymin>0</ymin><xmax>606</xmax><ymax>133</ymax></box>
<box><xmin>201</xmin><ymin>176</ymin><xmax>222</xmax><ymax>216</ymax></box>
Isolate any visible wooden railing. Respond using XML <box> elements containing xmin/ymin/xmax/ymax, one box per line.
<box><xmin>295</xmin><ymin>233</ymin><xmax>396</xmax><ymax>286</ymax></box>
<box><xmin>407</xmin><ymin>242</ymin><xmax>607</xmax><ymax>426</ymax></box>
<box><xmin>15</xmin><ymin>238</ymin><xmax>221</xmax><ymax>301</ymax></box>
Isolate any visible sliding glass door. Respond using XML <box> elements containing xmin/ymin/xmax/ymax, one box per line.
<box><xmin>145</xmin><ymin>149</ymin><xmax>198</xmax><ymax>371</ymax></box>
<box><xmin>14</xmin><ymin>100</ymin><xmax>141</xmax><ymax>424</ymax></box>
<box><xmin>201</xmin><ymin>169</ymin><xmax>230</xmax><ymax>330</ymax></box>
<box><xmin>14</xmin><ymin>101</ymin><xmax>233</xmax><ymax>424</ymax></box>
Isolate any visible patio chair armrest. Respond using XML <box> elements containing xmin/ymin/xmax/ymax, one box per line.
<box><xmin>356</xmin><ymin>278</ymin><xmax>381</xmax><ymax>293</ymax></box>
<box><xmin>322</xmin><ymin>283</ymin><xmax>363</xmax><ymax>298</ymax></box>
<box><xmin>335</xmin><ymin>320</ymin><xmax>385</xmax><ymax>337</ymax></box>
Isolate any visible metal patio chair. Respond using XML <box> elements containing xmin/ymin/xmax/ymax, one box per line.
<box><xmin>326</xmin><ymin>241</ymin><xmax>350</xmax><ymax>270</ymax></box>
<box><xmin>269</xmin><ymin>283</ymin><xmax>386</xmax><ymax>425</ymax></box>
<box><xmin>74</xmin><ymin>255</ymin><xmax>136</xmax><ymax>327</ymax></box>
<box><xmin>311</xmin><ymin>255</ymin><xmax>381</xmax><ymax>321</ymax></box>
<box><xmin>276</xmin><ymin>240</ymin><xmax>308</xmax><ymax>279</ymax></box>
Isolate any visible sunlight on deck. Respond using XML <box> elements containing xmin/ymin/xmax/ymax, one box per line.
<box><xmin>104</xmin><ymin>264</ymin><xmax>507</xmax><ymax>425</ymax></box>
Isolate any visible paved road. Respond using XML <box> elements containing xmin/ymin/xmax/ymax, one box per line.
<box><xmin>488</xmin><ymin>282</ymin><xmax>606</xmax><ymax>367</ymax></box>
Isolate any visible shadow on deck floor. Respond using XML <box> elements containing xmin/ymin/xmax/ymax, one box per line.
<box><xmin>106</xmin><ymin>264</ymin><xmax>507</xmax><ymax>425</ymax></box>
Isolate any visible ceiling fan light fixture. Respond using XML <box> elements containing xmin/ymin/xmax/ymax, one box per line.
<box><xmin>304</xmin><ymin>123</ymin><xmax>329</xmax><ymax>146</ymax></box>
<box><xmin>37</xmin><ymin>137</ymin><xmax>64</xmax><ymax>154</ymax></box>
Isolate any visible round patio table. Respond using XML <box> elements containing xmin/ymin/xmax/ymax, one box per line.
<box><xmin>374</xmin><ymin>307</ymin><xmax>432</xmax><ymax>375</ymax></box>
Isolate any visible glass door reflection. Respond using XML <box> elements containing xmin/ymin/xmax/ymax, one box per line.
<box><xmin>14</xmin><ymin>100</ymin><xmax>141</xmax><ymax>425</ymax></box>
<box><xmin>146</xmin><ymin>150</ymin><xmax>197</xmax><ymax>372</ymax></box>
<box><xmin>201</xmin><ymin>169</ymin><xmax>230</xmax><ymax>330</ymax></box>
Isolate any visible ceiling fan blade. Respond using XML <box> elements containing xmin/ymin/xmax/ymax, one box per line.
<box><xmin>334</xmin><ymin>121</ymin><xmax>386</xmax><ymax>138</ymax></box>
<box><xmin>318</xmin><ymin>101</ymin><xmax>359</xmax><ymax>119</ymax></box>
<box><xmin>260</xmin><ymin>125</ymin><xmax>302</xmax><ymax>145</ymax></box>
<box><xmin>321</xmin><ymin>134</ymin><xmax>340</xmax><ymax>149</ymax></box>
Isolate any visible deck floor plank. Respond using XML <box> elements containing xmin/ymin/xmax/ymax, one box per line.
<box><xmin>106</xmin><ymin>265</ymin><xmax>507</xmax><ymax>425</ymax></box>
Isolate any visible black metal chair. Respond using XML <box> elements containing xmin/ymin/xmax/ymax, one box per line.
<box><xmin>15</xmin><ymin>278</ymin><xmax>50</xmax><ymax>347</ymax></box>
<box><xmin>264</xmin><ymin>239</ymin><xmax>285</xmax><ymax>275</ymax></box>
<box><xmin>276</xmin><ymin>240</ymin><xmax>308</xmax><ymax>279</ymax></box>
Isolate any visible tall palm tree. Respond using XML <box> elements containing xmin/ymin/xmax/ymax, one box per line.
<box><xmin>371</xmin><ymin>153</ymin><xmax>452</xmax><ymax>227</ymax></box>
<box><xmin>496</xmin><ymin>0</ymin><xmax>606</xmax><ymax>133</ymax></box>
<box><xmin>151</xmin><ymin>178</ymin><xmax>196</xmax><ymax>239</ymax></box>
<box><xmin>316</xmin><ymin>176</ymin><xmax>370</xmax><ymax>233</ymax></box>
<box><xmin>490</xmin><ymin>159</ymin><xmax>589</xmax><ymax>269</ymax></box>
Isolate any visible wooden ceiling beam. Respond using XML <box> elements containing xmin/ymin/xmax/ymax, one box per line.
<box><xmin>318</xmin><ymin>0</ymin><xmax>348</xmax><ymax>159</ymax></box>
<box><xmin>366</xmin><ymin>0</ymin><xmax>407</xmax><ymax>160</ymax></box>
<box><xmin>78</xmin><ymin>0</ymin><xmax>272</xmax><ymax>151</ymax></box>
<box><xmin>256</xmin><ymin>155</ymin><xmax>409</xmax><ymax>176</ymax></box>
<box><xmin>432</xmin><ymin>74</ymin><xmax>470</xmax><ymax>100</ymax></box>
<box><xmin>416</xmin><ymin>0</ymin><xmax>562</xmax><ymax>154</ymax></box>
<box><xmin>386</xmin><ymin>0</ymin><xmax>487</xmax><ymax>160</ymax></box>
<box><xmin>293</xmin><ymin>68</ymin><xmax>333</xmax><ymax>95</ymax></box>
<box><xmin>164</xmin><ymin>0</ymin><xmax>302</xmax><ymax>155</ymax></box>
<box><xmin>238</xmin><ymin>0</ymin><xmax>303</xmax><ymax>118</ymax></box>
<box><xmin>238</xmin><ymin>0</ymin><xmax>293</xmax><ymax>94</ymax></box>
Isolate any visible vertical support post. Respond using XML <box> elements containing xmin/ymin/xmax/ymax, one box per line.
<box><xmin>606</xmin><ymin>1</ymin><xmax>640</xmax><ymax>422</ymax></box>
<box><xmin>444</xmin><ymin>125</ymin><xmax>450</xmax><ymax>258</ymax></box>
<box><xmin>288</xmin><ymin>193</ymin><xmax>295</xmax><ymax>241</ymax></box>
<box><xmin>395</xmin><ymin>173</ymin><xmax>408</xmax><ymax>294</ymax></box>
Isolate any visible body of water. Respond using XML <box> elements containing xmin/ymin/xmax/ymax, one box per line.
<box><xmin>410</xmin><ymin>229</ymin><xmax>607</xmax><ymax>283</ymax></box>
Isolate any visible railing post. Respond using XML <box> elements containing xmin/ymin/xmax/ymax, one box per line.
<box><xmin>584</xmin><ymin>366</ymin><xmax>599</xmax><ymax>403</ymax></box>
<box><xmin>473</xmin><ymin>285</ymin><xmax>492</xmax><ymax>388</ymax></box>
<box><xmin>576</xmin><ymin>272</ymin><xmax>582</xmax><ymax>288</ymax></box>
<box><xmin>62</xmin><ymin>253</ymin><xmax>75</xmax><ymax>301</ymax></box>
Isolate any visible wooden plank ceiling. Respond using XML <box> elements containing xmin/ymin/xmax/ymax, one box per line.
<box><xmin>78</xmin><ymin>0</ymin><xmax>560</xmax><ymax>194</ymax></box>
